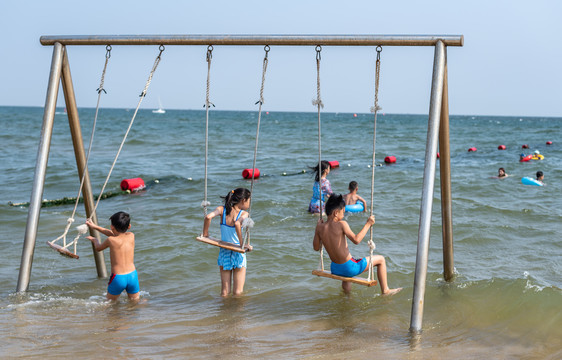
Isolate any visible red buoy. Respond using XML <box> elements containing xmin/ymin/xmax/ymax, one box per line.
<box><xmin>520</xmin><ymin>155</ymin><xmax>532</xmax><ymax>162</ymax></box>
<box><xmin>328</xmin><ymin>160</ymin><xmax>340</xmax><ymax>168</ymax></box>
<box><xmin>498</xmin><ymin>145</ymin><xmax>506</xmax><ymax>150</ymax></box>
<box><xmin>546</xmin><ymin>141</ymin><xmax>552</xmax><ymax>145</ymax></box>
<box><xmin>522</xmin><ymin>144</ymin><xmax>529</xmax><ymax>149</ymax></box>
<box><xmin>437</xmin><ymin>152</ymin><xmax>440</xmax><ymax>158</ymax></box>
<box><xmin>384</xmin><ymin>155</ymin><xmax>396</xmax><ymax>164</ymax></box>
<box><xmin>468</xmin><ymin>147</ymin><xmax>477</xmax><ymax>152</ymax></box>
<box><xmin>242</xmin><ymin>168</ymin><xmax>260</xmax><ymax>179</ymax></box>
<box><xmin>120</xmin><ymin>178</ymin><xmax>145</xmax><ymax>192</ymax></box>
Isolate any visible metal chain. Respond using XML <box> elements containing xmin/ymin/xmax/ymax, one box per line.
<box><xmin>367</xmin><ymin>45</ymin><xmax>382</xmax><ymax>282</ymax></box>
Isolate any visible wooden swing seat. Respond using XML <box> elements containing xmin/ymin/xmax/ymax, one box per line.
<box><xmin>196</xmin><ymin>236</ymin><xmax>248</xmax><ymax>253</ymax></box>
<box><xmin>47</xmin><ymin>241</ymin><xmax>79</xmax><ymax>259</ymax></box>
<box><xmin>312</xmin><ymin>269</ymin><xmax>377</xmax><ymax>287</ymax></box>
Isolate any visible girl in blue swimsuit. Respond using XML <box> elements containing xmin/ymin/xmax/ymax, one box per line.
<box><xmin>202</xmin><ymin>188</ymin><xmax>252</xmax><ymax>296</ymax></box>
<box><xmin>308</xmin><ymin>160</ymin><xmax>333</xmax><ymax>214</ymax></box>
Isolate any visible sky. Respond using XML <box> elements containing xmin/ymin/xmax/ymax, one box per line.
<box><xmin>1</xmin><ymin>0</ymin><xmax>561</xmax><ymax>117</ymax></box>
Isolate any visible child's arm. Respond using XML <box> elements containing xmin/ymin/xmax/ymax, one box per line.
<box><xmin>357</xmin><ymin>195</ymin><xmax>367</xmax><ymax>212</ymax></box>
<box><xmin>86</xmin><ymin>219</ymin><xmax>115</xmax><ymax>237</ymax></box>
<box><xmin>86</xmin><ymin>236</ymin><xmax>110</xmax><ymax>252</ymax></box>
<box><xmin>342</xmin><ymin>215</ymin><xmax>375</xmax><ymax>244</ymax></box>
<box><xmin>202</xmin><ymin>206</ymin><xmax>222</xmax><ymax>237</ymax></box>
<box><xmin>312</xmin><ymin>218</ymin><xmax>323</xmax><ymax>251</ymax></box>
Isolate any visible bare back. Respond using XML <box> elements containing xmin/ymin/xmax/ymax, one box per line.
<box><xmin>314</xmin><ymin>220</ymin><xmax>352</xmax><ymax>264</ymax></box>
<box><xmin>107</xmin><ymin>232</ymin><xmax>136</xmax><ymax>274</ymax></box>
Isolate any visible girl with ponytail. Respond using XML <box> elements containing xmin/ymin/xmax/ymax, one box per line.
<box><xmin>202</xmin><ymin>188</ymin><xmax>252</xmax><ymax>296</ymax></box>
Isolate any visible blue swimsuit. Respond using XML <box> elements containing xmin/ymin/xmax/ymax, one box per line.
<box><xmin>331</xmin><ymin>257</ymin><xmax>368</xmax><ymax>278</ymax></box>
<box><xmin>217</xmin><ymin>209</ymin><xmax>247</xmax><ymax>270</ymax></box>
<box><xmin>107</xmin><ymin>269</ymin><xmax>140</xmax><ymax>296</ymax></box>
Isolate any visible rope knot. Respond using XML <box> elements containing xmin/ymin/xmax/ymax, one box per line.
<box><xmin>370</xmin><ymin>105</ymin><xmax>382</xmax><ymax>113</ymax></box>
<box><xmin>201</xmin><ymin>200</ymin><xmax>211</xmax><ymax>208</ymax></box>
<box><xmin>312</xmin><ymin>99</ymin><xmax>324</xmax><ymax>108</ymax></box>
<box><xmin>242</xmin><ymin>217</ymin><xmax>255</xmax><ymax>229</ymax></box>
<box><xmin>67</xmin><ymin>218</ymin><xmax>75</xmax><ymax>224</ymax></box>
<box><xmin>76</xmin><ymin>224</ymin><xmax>89</xmax><ymax>235</ymax></box>
<box><xmin>368</xmin><ymin>240</ymin><xmax>376</xmax><ymax>251</ymax></box>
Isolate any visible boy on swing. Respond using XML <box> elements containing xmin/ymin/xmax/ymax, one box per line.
<box><xmin>86</xmin><ymin>211</ymin><xmax>140</xmax><ymax>302</ymax></box>
<box><xmin>313</xmin><ymin>194</ymin><xmax>401</xmax><ymax>295</ymax></box>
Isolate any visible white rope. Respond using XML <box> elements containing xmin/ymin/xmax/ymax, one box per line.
<box><xmin>90</xmin><ymin>45</ymin><xmax>165</xmax><ymax>220</ymax></box>
<box><xmin>312</xmin><ymin>46</ymin><xmax>326</xmax><ymax>271</ymax></box>
<box><xmin>202</xmin><ymin>45</ymin><xmax>214</xmax><ymax>216</ymax></box>
<box><xmin>243</xmin><ymin>45</ymin><xmax>270</xmax><ymax>248</ymax></box>
<box><xmin>367</xmin><ymin>46</ymin><xmax>382</xmax><ymax>282</ymax></box>
<box><xmin>49</xmin><ymin>46</ymin><xmax>112</xmax><ymax>252</ymax></box>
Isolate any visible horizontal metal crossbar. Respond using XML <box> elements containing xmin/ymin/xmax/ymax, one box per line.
<box><xmin>40</xmin><ymin>34</ymin><xmax>463</xmax><ymax>47</ymax></box>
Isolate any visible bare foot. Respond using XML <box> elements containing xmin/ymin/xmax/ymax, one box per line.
<box><xmin>382</xmin><ymin>287</ymin><xmax>402</xmax><ymax>296</ymax></box>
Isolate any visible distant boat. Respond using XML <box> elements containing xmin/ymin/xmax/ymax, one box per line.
<box><xmin>152</xmin><ymin>97</ymin><xmax>166</xmax><ymax>114</ymax></box>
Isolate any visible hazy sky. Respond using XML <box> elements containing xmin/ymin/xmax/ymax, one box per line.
<box><xmin>1</xmin><ymin>0</ymin><xmax>561</xmax><ymax>117</ymax></box>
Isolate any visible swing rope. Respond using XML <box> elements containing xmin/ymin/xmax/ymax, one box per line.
<box><xmin>50</xmin><ymin>45</ymin><xmax>165</xmax><ymax>258</ymax></box>
<box><xmin>48</xmin><ymin>45</ymin><xmax>112</xmax><ymax>254</ymax></box>
<box><xmin>312</xmin><ymin>45</ymin><xmax>326</xmax><ymax>272</ymax></box>
<box><xmin>367</xmin><ymin>46</ymin><xmax>383</xmax><ymax>282</ymax></box>
<box><xmin>91</xmin><ymin>45</ymin><xmax>165</xmax><ymax>219</ymax></box>
<box><xmin>201</xmin><ymin>45</ymin><xmax>214</xmax><ymax>216</ymax></box>
<box><xmin>242</xmin><ymin>45</ymin><xmax>270</xmax><ymax>248</ymax></box>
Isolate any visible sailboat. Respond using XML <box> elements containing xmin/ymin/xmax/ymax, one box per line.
<box><xmin>152</xmin><ymin>97</ymin><xmax>166</xmax><ymax>114</ymax></box>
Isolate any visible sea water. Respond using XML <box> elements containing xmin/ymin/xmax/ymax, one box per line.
<box><xmin>0</xmin><ymin>106</ymin><xmax>560</xmax><ymax>358</ymax></box>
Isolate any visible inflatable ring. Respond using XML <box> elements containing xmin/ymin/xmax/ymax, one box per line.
<box><xmin>531</xmin><ymin>154</ymin><xmax>544</xmax><ymax>160</ymax></box>
<box><xmin>521</xmin><ymin>177</ymin><xmax>543</xmax><ymax>186</ymax></box>
<box><xmin>345</xmin><ymin>201</ymin><xmax>365</xmax><ymax>213</ymax></box>
<box><xmin>520</xmin><ymin>155</ymin><xmax>532</xmax><ymax>162</ymax></box>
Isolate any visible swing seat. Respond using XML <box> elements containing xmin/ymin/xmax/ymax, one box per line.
<box><xmin>47</xmin><ymin>241</ymin><xmax>79</xmax><ymax>259</ymax></box>
<box><xmin>196</xmin><ymin>236</ymin><xmax>248</xmax><ymax>253</ymax></box>
<box><xmin>312</xmin><ymin>269</ymin><xmax>377</xmax><ymax>287</ymax></box>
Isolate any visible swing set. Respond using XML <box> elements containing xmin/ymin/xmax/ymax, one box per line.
<box><xmin>17</xmin><ymin>35</ymin><xmax>462</xmax><ymax>333</ymax></box>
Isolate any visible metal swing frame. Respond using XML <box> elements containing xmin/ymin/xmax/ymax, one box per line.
<box><xmin>18</xmin><ymin>34</ymin><xmax>463</xmax><ymax>333</ymax></box>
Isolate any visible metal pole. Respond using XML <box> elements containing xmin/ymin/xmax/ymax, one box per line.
<box><xmin>40</xmin><ymin>34</ymin><xmax>464</xmax><ymax>47</ymax></box>
<box><xmin>60</xmin><ymin>47</ymin><xmax>107</xmax><ymax>278</ymax></box>
<box><xmin>439</xmin><ymin>55</ymin><xmax>454</xmax><ymax>282</ymax></box>
<box><xmin>409</xmin><ymin>40</ymin><xmax>446</xmax><ymax>333</ymax></box>
<box><xmin>16</xmin><ymin>42</ymin><xmax>64</xmax><ymax>293</ymax></box>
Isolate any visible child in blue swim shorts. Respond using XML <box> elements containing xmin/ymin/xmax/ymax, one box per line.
<box><xmin>87</xmin><ymin>212</ymin><xmax>140</xmax><ymax>302</ymax></box>
<box><xmin>313</xmin><ymin>194</ymin><xmax>402</xmax><ymax>295</ymax></box>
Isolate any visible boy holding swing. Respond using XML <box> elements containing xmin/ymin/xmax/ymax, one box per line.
<box><xmin>86</xmin><ymin>211</ymin><xmax>140</xmax><ymax>302</ymax></box>
<box><xmin>313</xmin><ymin>194</ymin><xmax>402</xmax><ymax>295</ymax></box>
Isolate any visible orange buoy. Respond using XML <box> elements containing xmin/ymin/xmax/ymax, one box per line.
<box><xmin>120</xmin><ymin>178</ymin><xmax>145</xmax><ymax>191</ymax></box>
<box><xmin>384</xmin><ymin>155</ymin><xmax>396</xmax><ymax>164</ymax></box>
<box><xmin>468</xmin><ymin>147</ymin><xmax>477</xmax><ymax>152</ymax></box>
<box><xmin>498</xmin><ymin>145</ymin><xmax>506</xmax><ymax>150</ymax></box>
<box><xmin>328</xmin><ymin>160</ymin><xmax>340</xmax><ymax>168</ymax></box>
<box><xmin>242</xmin><ymin>168</ymin><xmax>260</xmax><ymax>179</ymax></box>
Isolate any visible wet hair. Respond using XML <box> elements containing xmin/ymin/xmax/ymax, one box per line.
<box><xmin>110</xmin><ymin>211</ymin><xmax>130</xmax><ymax>233</ymax></box>
<box><xmin>348</xmin><ymin>181</ymin><xmax>358</xmax><ymax>191</ymax></box>
<box><xmin>309</xmin><ymin>160</ymin><xmax>331</xmax><ymax>182</ymax></box>
<box><xmin>498</xmin><ymin>168</ymin><xmax>505</xmax><ymax>172</ymax></box>
<box><xmin>221</xmin><ymin>188</ymin><xmax>251</xmax><ymax>215</ymax></box>
<box><xmin>325</xmin><ymin>194</ymin><xmax>345</xmax><ymax>216</ymax></box>
<box><xmin>536</xmin><ymin>171</ymin><xmax>543</xmax><ymax>180</ymax></box>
